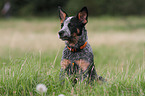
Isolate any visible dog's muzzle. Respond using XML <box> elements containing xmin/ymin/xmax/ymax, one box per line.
<box><xmin>58</xmin><ymin>30</ymin><xmax>69</xmax><ymax>40</ymax></box>
<box><xmin>58</xmin><ymin>30</ymin><xmax>64</xmax><ymax>37</ymax></box>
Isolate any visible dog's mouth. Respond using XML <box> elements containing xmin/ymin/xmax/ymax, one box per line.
<box><xmin>59</xmin><ymin>36</ymin><xmax>70</xmax><ymax>41</ymax></box>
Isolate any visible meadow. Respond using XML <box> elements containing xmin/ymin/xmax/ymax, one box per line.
<box><xmin>0</xmin><ymin>16</ymin><xmax>145</xmax><ymax>96</ymax></box>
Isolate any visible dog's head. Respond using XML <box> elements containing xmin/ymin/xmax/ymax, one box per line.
<box><xmin>58</xmin><ymin>7</ymin><xmax>88</xmax><ymax>41</ymax></box>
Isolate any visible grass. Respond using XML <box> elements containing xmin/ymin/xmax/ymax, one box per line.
<box><xmin>0</xmin><ymin>16</ymin><xmax>145</xmax><ymax>96</ymax></box>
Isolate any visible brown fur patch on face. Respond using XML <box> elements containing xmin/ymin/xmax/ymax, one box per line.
<box><xmin>75</xmin><ymin>59</ymin><xmax>90</xmax><ymax>71</ymax></box>
<box><xmin>61</xmin><ymin>59</ymin><xmax>71</xmax><ymax>69</ymax></box>
<box><xmin>77</xmin><ymin>28</ymin><xmax>80</xmax><ymax>35</ymax></box>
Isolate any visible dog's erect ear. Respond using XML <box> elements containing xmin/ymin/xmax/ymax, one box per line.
<box><xmin>58</xmin><ymin>6</ymin><xmax>68</xmax><ymax>23</ymax></box>
<box><xmin>77</xmin><ymin>7</ymin><xmax>88</xmax><ymax>24</ymax></box>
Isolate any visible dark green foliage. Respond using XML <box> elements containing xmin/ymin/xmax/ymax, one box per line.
<box><xmin>0</xmin><ymin>0</ymin><xmax>145</xmax><ymax>16</ymax></box>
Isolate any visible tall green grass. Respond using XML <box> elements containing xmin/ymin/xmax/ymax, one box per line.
<box><xmin>0</xmin><ymin>17</ymin><xmax>145</xmax><ymax>95</ymax></box>
<box><xmin>0</xmin><ymin>43</ymin><xmax>144</xmax><ymax>96</ymax></box>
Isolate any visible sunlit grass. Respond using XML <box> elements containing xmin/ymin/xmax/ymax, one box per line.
<box><xmin>0</xmin><ymin>17</ymin><xmax>145</xmax><ymax>95</ymax></box>
<box><xmin>0</xmin><ymin>43</ymin><xmax>144</xmax><ymax>95</ymax></box>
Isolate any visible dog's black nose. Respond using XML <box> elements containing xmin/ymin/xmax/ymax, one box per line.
<box><xmin>58</xmin><ymin>31</ymin><xmax>64</xmax><ymax>37</ymax></box>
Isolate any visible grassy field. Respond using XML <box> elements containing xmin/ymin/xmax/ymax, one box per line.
<box><xmin>0</xmin><ymin>16</ymin><xmax>145</xmax><ymax>96</ymax></box>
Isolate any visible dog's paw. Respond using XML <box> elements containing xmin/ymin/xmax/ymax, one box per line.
<box><xmin>97</xmin><ymin>76</ymin><xmax>107</xmax><ymax>84</ymax></box>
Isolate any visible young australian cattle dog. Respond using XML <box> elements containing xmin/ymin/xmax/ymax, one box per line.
<box><xmin>58</xmin><ymin>6</ymin><xmax>104</xmax><ymax>85</ymax></box>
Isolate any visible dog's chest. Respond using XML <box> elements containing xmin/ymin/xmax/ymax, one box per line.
<box><xmin>63</xmin><ymin>45</ymin><xmax>93</xmax><ymax>61</ymax></box>
<box><xmin>61</xmin><ymin>44</ymin><xmax>94</xmax><ymax>71</ymax></box>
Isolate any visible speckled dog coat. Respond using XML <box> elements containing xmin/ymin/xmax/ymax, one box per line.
<box><xmin>58</xmin><ymin>7</ymin><xmax>100</xmax><ymax>85</ymax></box>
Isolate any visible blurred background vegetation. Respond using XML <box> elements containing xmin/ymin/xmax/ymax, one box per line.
<box><xmin>0</xmin><ymin>0</ymin><xmax>145</xmax><ymax>17</ymax></box>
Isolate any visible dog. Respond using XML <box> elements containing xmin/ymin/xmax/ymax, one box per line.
<box><xmin>58</xmin><ymin>6</ymin><xmax>104</xmax><ymax>85</ymax></box>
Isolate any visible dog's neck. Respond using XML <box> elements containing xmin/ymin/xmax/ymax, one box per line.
<box><xmin>65</xmin><ymin>27</ymin><xmax>88</xmax><ymax>49</ymax></box>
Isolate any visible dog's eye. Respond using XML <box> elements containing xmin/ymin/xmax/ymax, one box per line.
<box><xmin>68</xmin><ymin>23</ymin><xmax>74</xmax><ymax>27</ymax></box>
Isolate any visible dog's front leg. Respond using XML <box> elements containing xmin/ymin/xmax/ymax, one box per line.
<box><xmin>59</xmin><ymin>59</ymin><xmax>71</xmax><ymax>84</ymax></box>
